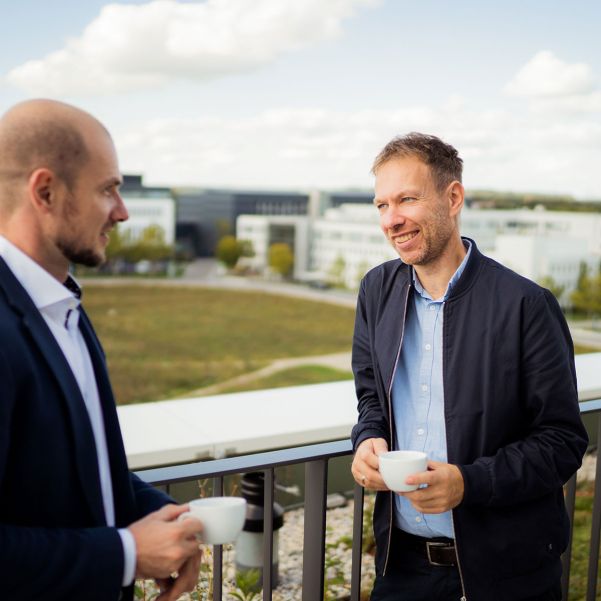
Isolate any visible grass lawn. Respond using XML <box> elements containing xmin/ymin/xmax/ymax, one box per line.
<box><xmin>217</xmin><ymin>365</ymin><xmax>354</xmax><ymax>395</ymax></box>
<box><xmin>567</xmin><ymin>481</ymin><xmax>601</xmax><ymax>601</ymax></box>
<box><xmin>574</xmin><ymin>344</ymin><xmax>598</xmax><ymax>354</ymax></box>
<box><xmin>83</xmin><ymin>284</ymin><xmax>355</xmax><ymax>404</ymax></box>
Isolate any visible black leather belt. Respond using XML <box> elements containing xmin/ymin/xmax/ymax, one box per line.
<box><xmin>394</xmin><ymin>527</ymin><xmax>458</xmax><ymax>567</ymax></box>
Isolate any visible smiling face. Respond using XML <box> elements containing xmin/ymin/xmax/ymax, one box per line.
<box><xmin>54</xmin><ymin>126</ymin><xmax>128</xmax><ymax>268</ymax></box>
<box><xmin>374</xmin><ymin>155</ymin><xmax>460</xmax><ymax>268</ymax></box>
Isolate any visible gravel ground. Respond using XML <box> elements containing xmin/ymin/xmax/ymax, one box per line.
<box><xmin>135</xmin><ymin>497</ymin><xmax>376</xmax><ymax>601</ymax></box>
<box><xmin>578</xmin><ymin>451</ymin><xmax>596</xmax><ymax>481</ymax></box>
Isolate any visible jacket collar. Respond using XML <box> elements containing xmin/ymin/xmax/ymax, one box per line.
<box><xmin>374</xmin><ymin>237</ymin><xmax>483</xmax><ymax>403</ymax></box>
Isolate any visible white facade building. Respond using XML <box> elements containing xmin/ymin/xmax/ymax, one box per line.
<box><xmin>237</xmin><ymin>203</ymin><xmax>601</xmax><ymax>297</ymax></box>
<box><xmin>311</xmin><ymin>204</ymin><xmax>396</xmax><ymax>288</ymax></box>
<box><xmin>487</xmin><ymin>235</ymin><xmax>589</xmax><ymax>304</ymax></box>
<box><xmin>236</xmin><ymin>215</ymin><xmax>310</xmax><ymax>278</ymax></box>
<box><xmin>460</xmin><ymin>207</ymin><xmax>601</xmax><ymax>256</ymax></box>
<box><xmin>121</xmin><ymin>194</ymin><xmax>176</xmax><ymax>245</ymax></box>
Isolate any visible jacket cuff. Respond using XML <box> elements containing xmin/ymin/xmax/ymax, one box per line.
<box><xmin>352</xmin><ymin>428</ymin><xmax>389</xmax><ymax>453</ymax></box>
<box><xmin>458</xmin><ymin>462</ymin><xmax>493</xmax><ymax>506</ymax></box>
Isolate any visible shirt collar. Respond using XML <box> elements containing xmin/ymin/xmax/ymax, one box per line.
<box><xmin>0</xmin><ymin>235</ymin><xmax>81</xmax><ymax>310</ymax></box>
<box><xmin>412</xmin><ymin>239</ymin><xmax>473</xmax><ymax>301</ymax></box>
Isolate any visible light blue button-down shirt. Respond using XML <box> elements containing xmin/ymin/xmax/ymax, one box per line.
<box><xmin>391</xmin><ymin>241</ymin><xmax>472</xmax><ymax>539</ymax></box>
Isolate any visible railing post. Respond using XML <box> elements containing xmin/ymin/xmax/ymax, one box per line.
<box><xmin>350</xmin><ymin>484</ymin><xmax>365</xmax><ymax>601</ymax></box>
<box><xmin>263</xmin><ymin>468</ymin><xmax>275</xmax><ymax>601</ymax></box>
<box><xmin>302</xmin><ymin>459</ymin><xmax>328</xmax><ymax>601</ymax></box>
<box><xmin>562</xmin><ymin>473</ymin><xmax>577</xmax><ymax>600</ymax></box>
<box><xmin>586</xmin><ymin>416</ymin><xmax>601</xmax><ymax>601</ymax></box>
<box><xmin>213</xmin><ymin>476</ymin><xmax>224</xmax><ymax>601</ymax></box>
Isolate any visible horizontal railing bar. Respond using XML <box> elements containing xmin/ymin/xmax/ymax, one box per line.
<box><xmin>580</xmin><ymin>399</ymin><xmax>601</xmax><ymax>415</ymax></box>
<box><xmin>136</xmin><ymin>439</ymin><xmax>353</xmax><ymax>486</ymax></box>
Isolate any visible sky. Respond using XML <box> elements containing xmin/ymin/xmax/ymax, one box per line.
<box><xmin>1</xmin><ymin>0</ymin><xmax>600</xmax><ymax>198</ymax></box>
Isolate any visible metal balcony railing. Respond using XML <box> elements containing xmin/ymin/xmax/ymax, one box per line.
<box><xmin>136</xmin><ymin>399</ymin><xmax>601</xmax><ymax>601</ymax></box>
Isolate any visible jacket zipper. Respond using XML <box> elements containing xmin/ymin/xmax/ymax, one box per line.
<box><xmin>443</xmin><ymin>301</ymin><xmax>468</xmax><ymax>601</ymax></box>
<box><xmin>451</xmin><ymin>510</ymin><xmax>467</xmax><ymax>600</ymax></box>
<box><xmin>382</xmin><ymin>282</ymin><xmax>411</xmax><ymax>575</ymax></box>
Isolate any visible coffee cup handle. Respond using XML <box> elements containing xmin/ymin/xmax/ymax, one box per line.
<box><xmin>177</xmin><ymin>512</ymin><xmax>204</xmax><ymax>542</ymax></box>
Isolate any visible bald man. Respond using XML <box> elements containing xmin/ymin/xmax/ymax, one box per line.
<box><xmin>0</xmin><ymin>100</ymin><xmax>202</xmax><ymax>601</ymax></box>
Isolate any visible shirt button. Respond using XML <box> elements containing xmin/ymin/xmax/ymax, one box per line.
<box><xmin>421</xmin><ymin>384</ymin><xmax>428</xmax><ymax>392</ymax></box>
<box><xmin>417</xmin><ymin>428</ymin><xmax>425</xmax><ymax>436</ymax></box>
<box><xmin>415</xmin><ymin>517</ymin><xmax>422</xmax><ymax>523</ymax></box>
<box><xmin>424</xmin><ymin>343</ymin><xmax>431</xmax><ymax>351</ymax></box>
<box><xmin>429</xmin><ymin>305</ymin><xmax>436</xmax><ymax>311</ymax></box>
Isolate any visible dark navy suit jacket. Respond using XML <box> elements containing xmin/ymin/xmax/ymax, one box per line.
<box><xmin>0</xmin><ymin>258</ymin><xmax>171</xmax><ymax>600</ymax></box>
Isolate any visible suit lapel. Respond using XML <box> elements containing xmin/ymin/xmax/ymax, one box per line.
<box><xmin>78</xmin><ymin>308</ymin><xmax>134</xmax><ymax>526</ymax></box>
<box><xmin>0</xmin><ymin>258</ymin><xmax>106</xmax><ymax>525</ymax></box>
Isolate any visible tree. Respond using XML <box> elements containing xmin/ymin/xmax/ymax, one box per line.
<box><xmin>268</xmin><ymin>243</ymin><xmax>294</xmax><ymax>277</ymax></box>
<box><xmin>538</xmin><ymin>275</ymin><xmax>565</xmax><ymax>303</ymax></box>
<box><xmin>327</xmin><ymin>255</ymin><xmax>347</xmax><ymax>288</ymax></box>
<box><xmin>105</xmin><ymin>225</ymin><xmax>125</xmax><ymax>260</ymax></box>
<box><xmin>103</xmin><ymin>224</ymin><xmax>174</xmax><ymax>273</ymax></box>
<box><xmin>239</xmin><ymin>239</ymin><xmax>255</xmax><ymax>258</ymax></box>
<box><xmin>216</xmin><ymin>235</ymin><xmax>243</xmax><ymax>269</ymax></box>
<box><xmin>134</xmin><ymin>224</ymin><xmax>174</xmax><ymax>262</ymax></box>
<box><xmin>355</xmin><ymin>260</ymin><xmax>370</xmax><ymax>289</ymax></box>
<box><xmin>571</xmin><ymin>263</ymin><xmax>601</xmax><ymax>316</ymax></box>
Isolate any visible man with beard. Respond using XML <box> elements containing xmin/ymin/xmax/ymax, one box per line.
<box><xmin>350</xmin><ymin>132</ymin><xmax>588</xmax><ymax>600</ymax></box>
<box><xmin>0</xmin><ymin>99</ymin><xmax>203</xmax><ymax>601</ymax></box>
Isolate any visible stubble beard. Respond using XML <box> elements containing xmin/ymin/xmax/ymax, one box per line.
<box><xmin>393</xmin><ymin>208</ymin><xmax>455</xmax><ymax>267</ymax></box>
<box><xmin>57</xmin><ymin>192</ymin><xmax>106</xmax><ymax>268</ymax></box>
<box><xmin>57</xmin><ymin>239</ymin><xmax>105</xmax><ymax>268</ymax></box>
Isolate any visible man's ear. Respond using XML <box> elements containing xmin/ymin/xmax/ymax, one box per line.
<box><xmin>448</xmin><ymin>181</ymin><xmax>464</xmax><ymax>218</ymax></box>
<box><xmin>28</xmin><ymin>168</ymin><xmax>58</xmax><ymax>213</ymax></box>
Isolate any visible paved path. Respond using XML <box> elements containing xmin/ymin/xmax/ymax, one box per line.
<box><xmin>570</xmin><ymin>327</ymin><xmax>601</xmax><ymax>350</ymax></box>
<box><xmin>178</xmin><ymin>351</ymin><xmax>352</xmax><ymax>397</ymax></box>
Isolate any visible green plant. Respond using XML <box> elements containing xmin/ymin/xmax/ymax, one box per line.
<box><xmin>324</xmin><ymin>527</ymin><xmax>348</xmax><ymax>601</ymax></box>
<box><xmin>232</xmin><ymin>569</ymin><xmax>261</xmax><ymax>600</ymax></box>
<box><xmin>327</xmin><ymin>255</ymin><xmax>347</xmax><ymax>289</ymax></box>
<box><xmin>362</xmin><ymin>493</ymin><xmax>376</xmax><ymax>554</ymax></box>
<box><xmin>268</xmin><ymin>242</ymin><xmax>294</xmax><ymax>277</ymax></box>
<box><xmin>216</xmin><ymin>235</ymin><xmax>244</xmax><ymax>269</ymax></box>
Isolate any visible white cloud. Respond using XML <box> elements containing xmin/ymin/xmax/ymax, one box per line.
<box><xmin>5</xmin><ymin>0</ymin><xmax>376</xmax><ymax>95</ymax></box>
<box><xmin>113</xmin><ymin>101</ymin><xmax>601</xmax><ymax>199</ymax></box>
<box><xmin>505</xmin><ymin>50</ymin><xmax>596</xmax><ymax>98</ymax></box>
<box><xmin>528</xmin><ymin>91</ymin><xmax>601</xmax><ymax>115</ymax></box>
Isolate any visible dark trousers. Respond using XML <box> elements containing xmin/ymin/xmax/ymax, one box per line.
<box><xmin>370</xmin><ymin>528</ymin><xmax>562</xmax><ymax>601</ymax></box>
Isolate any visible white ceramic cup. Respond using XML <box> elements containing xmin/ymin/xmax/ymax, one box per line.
<box><xmin>179</xmin><ymin>497</ymin><xmax>247</xmax><ymax>545</ymax></box>
<box><xmin>378</xmin><ymin>450</ymin><xmax>428</xmax><ymax>492</ymax></box>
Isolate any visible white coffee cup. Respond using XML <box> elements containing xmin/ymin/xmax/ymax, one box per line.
<box><xmin>378</xmin><ymin>450</ymin><xmax>428</xmax><ymax>492</ymax></box>
<box><xmin>179</xmin><ymin>497</ymin><xmax>247</xmax><ymax>545</ymax></box>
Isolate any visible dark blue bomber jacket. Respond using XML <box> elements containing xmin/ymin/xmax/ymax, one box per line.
<box><xmin>351</xmin><ymin>238</ymin><xmax>588</xmax><ymax>601</ymax></box>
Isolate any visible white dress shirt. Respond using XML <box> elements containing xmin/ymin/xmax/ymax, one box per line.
<box><xmin>0</xmin><ymin>236</ymin><xmax>136</xmax><ymax>586</ymax></box>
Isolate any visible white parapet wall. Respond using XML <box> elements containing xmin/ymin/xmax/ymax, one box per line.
<box><xmin>118</xmin><ymin>353</ymin><xmax>601</xmax><ymax>470</ymax></box>
<box><xmin>118</xmin><ymin>380</ymin><xmax>358</xmax><ymax>469</ymax></box>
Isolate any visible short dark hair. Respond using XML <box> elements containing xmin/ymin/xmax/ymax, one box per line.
<box><xmin>372</xmin><ymin>132</ymin><xmax>463</xmax><ymax>192</ymax></box>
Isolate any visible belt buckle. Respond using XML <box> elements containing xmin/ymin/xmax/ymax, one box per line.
<box><xmin>426</xmin><ymin>541</ymin><xmax>454</xmax><ymax>567</ymax></box>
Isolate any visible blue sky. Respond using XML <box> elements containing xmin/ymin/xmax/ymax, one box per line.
<box><xmin>1</xmin><ymin>0</ymin><xmax>600</xmax><ymax>198</ymax></box>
